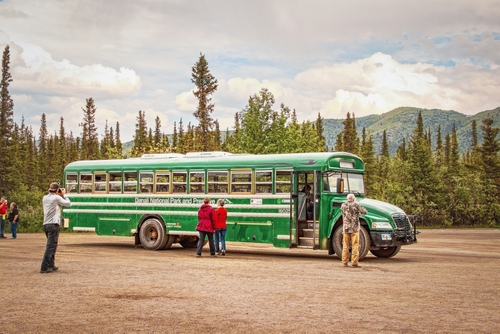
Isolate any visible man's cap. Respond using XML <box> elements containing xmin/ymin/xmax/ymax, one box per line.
<box><xmin>49</xmin><ymin>182</ymin><xmax>60</xmax><ymax>192</ymax></box>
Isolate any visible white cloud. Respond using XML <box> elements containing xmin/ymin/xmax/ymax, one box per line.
<box><xmin>11</xmin><ymin>41</ymin><xmax>141</xmax><ymax>98</ymax></box>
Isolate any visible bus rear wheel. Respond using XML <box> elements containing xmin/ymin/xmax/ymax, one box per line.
<box><xmin>139</xmin><ymin>218</ymin><xmax>168</xmax><ymax>250</ymax></box>
<box><xmin>370</xmin><ymin>246</ymin><xmax>401</xmax><ymax>258</ymax></box>
<box><xmin>332</xmin><ymin>226</ymin><xmax>370</xmax><ymax>261</ymax></box>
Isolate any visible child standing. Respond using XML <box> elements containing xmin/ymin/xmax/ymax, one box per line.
<box><xmin>214</xmin><ymin>199</ymin><xmax>228</xmax><ymax>256</ymax></box>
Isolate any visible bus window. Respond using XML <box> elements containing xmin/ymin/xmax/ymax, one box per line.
<box><xmin>275</xmin><ymin>170</ymin><xmax>292</xmax><ymax>193</ymax></box>
<box><xmin>156</xmin><ymin>172</ymin><xmax>170</xmax><ymax>193</ymax></box>
<box><xmin>173</xmin><ymin>172</ymin><xmax>187</xmax><ymax>193</ymax></box>
<box><xmin>139</xmin><ymin>172</ymin><xmax>153</xmax><ymax>193</ymax></box>
<box><xmin>323</xmin><ymin>172</ymin><xmax>342</xmax><ymax>192</ymax></box>
<box><xmin>208</xmin><ymin>171</ymin><xmax>228</xmax><ymax>194</ymax></box>
<box><xmin>66</xmin><ymin>174</ymin><xmax>78</xmax><ymax>193</ymax></box>
<box><xmin>190</xmin><ymin>171</ymin><xmax>205</xmax><ymax>194</ymax></box>
<box><xmin>124</xmin><ymin>172</ymin><xmax>138</xmax><ymax>193</ymax></box>
<box><xmin>80</xmin><ymin>174</ymin><xmax>92</xmax><ymax>193</ymax></box>
<box><xmin>256</xmin><ymin>170</ymin><xmax>272</xmax><ymax>193</ymax></box>
<box><xmin>94</xmin><ymin>173</ymin><xmax>107</xmax><ymax>193</ymax></box>
<box><xmin>109</xmin><ymin>172</ymin><xmax>122</xmax><ymax>193</ymax></box>
<box><xmin>231</xmin><ymin>170</ymin><xmax>252</xmax><ymax>194</ymax></box>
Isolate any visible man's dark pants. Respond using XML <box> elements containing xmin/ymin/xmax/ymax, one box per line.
<box><xmin>41</xmin><ymin>223</ymin><xmax>60</xmax><ymax>270</ymax></box>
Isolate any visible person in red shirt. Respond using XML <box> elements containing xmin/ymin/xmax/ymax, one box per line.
<box><xmin>214</xmin><ymin>199</ymin><xmax>228</xmax><ymax>256</ymax></box>
<box><xmin>195</xmin><ymin>197</ymin><xmax>216</xmax><ymax>257</ymax></box>
<box><xmin>0</xmin><ymin>196</ymin><xmax>7</xmax><ymax>238</ymax></box>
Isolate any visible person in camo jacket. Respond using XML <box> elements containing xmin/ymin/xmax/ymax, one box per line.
<box><xmin>341</xmin><ymin>193</ymin><xmax>367</xmax><ymax>268</ymax></box>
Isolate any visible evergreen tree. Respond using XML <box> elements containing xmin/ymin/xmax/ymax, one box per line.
<box><xmin>191</xmin><ymin>52</ymin><xmax>218</xmax><ymax>151</ymax></box>
<box><xmin>57</xmin><ymin>117</ymin><xmax>67</xmax><ymax>178</ymax></box>
<box><xmin>435</xmin><ymin>125</ymin><xmax>444</xmax><ymax>167</ymax></box>
<box><xmin>408</xmin><ymin>111</ymin><xmax>441</xmax><ymax>224</ymax></box>
<box><xmin>37</xmin><ymin>113</ymin><xmax>49</xmax><ymax>189</ymax></box>
<box><xmin>131</xmin><ymin>110</ymin><xmax>148</xmax><ymax>156</ymax></box>
<box><xmin>171</xmin><ymin>121</ymin><xmax>178</xmax><ymax>153</ymax></box>
<box><xmin>154</xmin><ymin>116</ymin><xmax>162</xmax><ymax>148</ymax></box>
<box><xmin>359</xmin><ymin>127</ymin><xmax>376</xmax><ymax>196</ymax></box>
<box><xmin>341</xmin><ymin>112</ymin><xmax>359</xmax><ymax>154</ymax></box>
<box><xmin>115</xmin><ymin>122</ymin><xmax>122</xmax><ymax>157</ymax></box>
<box><xmin>0</xmin><ymin>45</ymin><xmax>14</xmax><ymax>194</ymax></box>
<box><xmin>79</xmin><ymin>97</ymin><xmax>99</xmax><ymax>160</ymax></box>
<box><xmin>315</xmin><ymin>112</ymin><xmax>327</xmax><ymax>152</ymax></box>
<box><xmin>478</xmin><ymin>118</ymin><xmax>500</xmax><ymax>202</ymax></box>
<box><xmin>396</xmin><ymin>138</ymin><xmax>407</xmax><ymax>161</ymax></box>
<box><xmin>380</xmin><ymin>130</ymin><xmax>389</xmax><ymax>159</ymax></box>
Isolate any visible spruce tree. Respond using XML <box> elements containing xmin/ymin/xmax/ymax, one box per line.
<box><xmin>191</xmin><ymin>53</ymin><xmax>218</xmax><ymax>151</ymax></box>
<box><xmin>79</xmin><ymin>97</ymin><xmax>99</xmax><ymax>160</ymax></box>
<box><xmin>0</xmin><ymin>45</ymin><xmax>14</xmax><ymax>194</ymax></box>
<box><xmin>131</xmin><ymin>110</ymin><xmax>148</xmax><ymax>156</ymax></box>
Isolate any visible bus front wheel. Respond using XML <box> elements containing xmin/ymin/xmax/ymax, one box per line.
<box><xmin>139</xmin><ymin>218</ymin><xmax>169</xmax><ymax>250</ymax></box>
<box><xmin>332</xmin><ymin>226</ymin><xmax>370</xmax><ymax>261</ymax></box>
<box><xmin>370</xmin><ymin>246</ymin><xmax>401</xmax><ymax>258</ymax></box>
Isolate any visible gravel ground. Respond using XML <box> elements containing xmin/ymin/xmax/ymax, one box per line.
<box><xmin>0</xmin><ymin>229</ymin><xmax>499</xmax><ymax>334</ymax></box>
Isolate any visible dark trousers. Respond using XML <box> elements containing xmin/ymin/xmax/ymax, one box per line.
<box><xmin>41</xmin><ymin>224</ymin><xmax>60</xmax><ymax>270</ymax></box>
<box><xmin>196</xmin><ymin>231</ymin><xmax>215</xmax><ymax>256</ymax></box>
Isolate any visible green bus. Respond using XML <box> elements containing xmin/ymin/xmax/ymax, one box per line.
<box><xmin>62</xmin><ymin>151</ymin><xmax>418</xmax><ymax>260</ymax></box>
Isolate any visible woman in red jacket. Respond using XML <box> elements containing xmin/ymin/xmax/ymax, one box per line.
<box><xmin>195</xmin><ymin>197</ymin><xmax>216</xmax><ymax>257</ymax></box>
<box><xmin>214</xmin><ymin>199</ymin><xmax>228</xmax><ymax>256</ymax></box>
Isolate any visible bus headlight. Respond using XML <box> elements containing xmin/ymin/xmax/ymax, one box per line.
<box><xmin>372</xmin><ymin>222</ymin><xmax>392</xmax><ymax>229</ymax></box>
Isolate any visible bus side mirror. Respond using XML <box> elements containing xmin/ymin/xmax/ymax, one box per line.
<box><xmin>336</xmin><ymin>178</ymin><xmax>344</xmax><ymax>194</ymax></box>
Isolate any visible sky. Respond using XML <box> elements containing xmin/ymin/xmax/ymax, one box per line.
<box><xmin>0</xmin><ymin>0</ymin><xmax>499</xmax><ymax>143</ymax></box>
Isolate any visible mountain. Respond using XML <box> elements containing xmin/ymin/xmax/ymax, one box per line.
<box><xmin>122</xmin><ymin>106</ymin><xmax>500</xmax><ymax>156</ymax></box>
<box><xmin>323</xmin><ymin>106</ymin><xmax>500</xmax><ymax>155</ymax></box>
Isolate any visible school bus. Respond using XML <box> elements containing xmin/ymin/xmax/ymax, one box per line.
<box><xmin>62</xmin><ymin>151</ymin><xmax>418</xmax><ymax>259</ymax></box>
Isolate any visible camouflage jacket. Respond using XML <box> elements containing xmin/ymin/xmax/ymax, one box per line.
<box><xmin>341</xmin><ymin>201</ymin><xmax>367</xmax><ymax>233</ymax></box>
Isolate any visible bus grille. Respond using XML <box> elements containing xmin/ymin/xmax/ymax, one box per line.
<box><xmin>392</xmin><ymin>214</ymin><xmax>411</xmax><ymax>230</ymax></box>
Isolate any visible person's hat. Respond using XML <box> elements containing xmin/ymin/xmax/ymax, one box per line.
<box><xmin>49</xmin><ymin>182</ymin><xmax>60</xmax><ymax>192</ymax></box>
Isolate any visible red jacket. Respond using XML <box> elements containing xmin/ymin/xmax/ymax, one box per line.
<box><xmin>0</xmin><ymin>201</ymin><xmax>6</xmax><ymax>215</ymax></box>
<box><xmin>215</xmin><ymin>207</ymin><xmax>227</xmax><ymax>229</ymax></box>
<box><xmin>196</xmin><ymin>204</ymin><xmax>216</xmax><ymax>233</ymax></box>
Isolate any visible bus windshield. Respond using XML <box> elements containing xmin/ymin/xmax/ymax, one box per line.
<box><xmin>323</xmin><ymin>172</ymin><xmax>365</xmax><ymax>195</ymax></box>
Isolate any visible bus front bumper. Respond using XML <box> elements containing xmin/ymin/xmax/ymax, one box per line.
<box><xmin>370</xmin><ymin>229</ymin><xmax>418</xmax><ymax>247</ymax></box>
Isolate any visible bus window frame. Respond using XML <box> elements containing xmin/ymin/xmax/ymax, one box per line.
<box><xmin>155</xmin><ymin>171</ymin><xmax>170</xmax><ymax>193</ymax></box>
<box><xmin>275</xmin><ymin>169</ymin><xmax>293</xmax><ymax>194</ymax></box>
<box><xmin>139</xmin><ymin>172</ymin><xmax>154</xmax><ymax>193</ymax></box>
<box><xmin>94</xmin><ymin>172</ymin><xmax>107</xmax><ymax>193</ymax></box>
<box><xmin>189</xmin><ymin>170</ymin><xmax>205</xmax><ymax>194</ymax></box>
<box><xmin>230</xmin><ymin>169</ymin><xmax>252</xmax><ymax>194</ymax></box>
<box><xmin>80</xmin><ymin>173</ymin><xmax>93</xmax><ymax>193</ymax></box>
<box><xmin>255</xmin><ymin>169</ymin><xmax>272</xmax><ymax>194</ymax></box>
<box><xmin>207</xmin><ymin>170</ymin><xmax>229</xmax><ymax>194</ymax></box>
<box><xmin>172</xmin><ymin>171</ymin><xmax>187</xmax><ymax>193</ymax></box>
<box><xmin>65</xmin><ymin>173</ymin><xmax>78</xmax><ymax>193</ymax></box>
<box><xmin>109</xmin><ymin>171</ymin><xmax>122</xmax><ymax>193</ymax></box>
<box><xmin>123</xmin><ymin>171</ymin><xmax>138</xmax><ymax>193</ymax></box>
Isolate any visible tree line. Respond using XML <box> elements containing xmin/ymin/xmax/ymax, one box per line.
<box><xmin>1</xmin><ymin>47</ymin><xmax>499</xmax><ymax>232</ymax></box>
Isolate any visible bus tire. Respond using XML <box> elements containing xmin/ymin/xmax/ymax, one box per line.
<box><xmin>139</xmin><ymin>218</ymin><xmax>168</xmax><ymax>250</ymax></box>
<box><xmin>161</xmin><ymin>235</ymin><xmax>175</xmax><ymax>250</ymax></box>
<box><xmin>179</xmin><ymin>236</ymin><xmax>199</xmax><ymax>248</ymax></box>
<box><xmin>332</xmin><ymin>226</ymin><xmax>370</xmax><ymax>261</ymax></box>
<box><xmin>370</xmin><ymin>246</ymin><xmax>401</xmax><ymax>258</ymax></box>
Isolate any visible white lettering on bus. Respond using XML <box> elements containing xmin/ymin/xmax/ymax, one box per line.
<box><xmin>135</xmin><ymin>198</ymin><xmax>150</xmax><ymax>204</ymax></box>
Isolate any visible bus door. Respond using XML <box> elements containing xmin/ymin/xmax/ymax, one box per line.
<box><xmin>292</xmin><ymin>171</ymin><xmax>320</xmax><ymax>249</ymax></box>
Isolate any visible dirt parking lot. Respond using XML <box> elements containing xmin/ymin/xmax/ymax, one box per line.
<box><xmin>0</xmin><ymin>229</ymin><xmax>499</xmax><ymax>334</ymax></box>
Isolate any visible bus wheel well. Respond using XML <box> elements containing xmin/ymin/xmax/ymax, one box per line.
<box><xmin>330</xmin><ymin>219</ymin><xmax>370</xmax><ymax>261</ymax></box>
<box><xmin>138</xmin><ymin>216</ymin><xmax>169</xmax><ymax>251</ymax></box>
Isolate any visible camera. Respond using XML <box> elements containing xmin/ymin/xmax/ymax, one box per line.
<box><xmin>57</xmin><ymin>188</ymin><xmax>65</xmax><ymax>194</ymax></box>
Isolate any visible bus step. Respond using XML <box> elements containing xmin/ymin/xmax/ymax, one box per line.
<box><xmin>299</xmin><ymin>237</ymin><xmax>314</xmax><ymax>247</ymax></box>
<box><xmin>302</xmin><ymin>229</ymin><xmax>319</xmax><ymax>238</ymax></box>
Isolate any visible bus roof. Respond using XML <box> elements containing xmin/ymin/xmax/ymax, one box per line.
<box><xmin>64</xmin><ymin>152</ymin><xmax>364</xmax><ymax>173</ymax></box>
